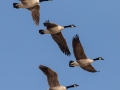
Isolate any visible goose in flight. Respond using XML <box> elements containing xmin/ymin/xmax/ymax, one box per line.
<box><xmin>39</xmin><ymin>65</ymin><xmax>79</xmax><ymax>90</ymax></box>
<box><xmin>39</xmin><ymin>20</ymin><xmax>76</xmax><ymax>56</ymax></box>
<box><xmin>69</xmin><ymin>34</ymin><xmax>104</xmax><ymax>73</ymax></box>
<box><xmin>13</xmin><ymin>0</ymin><xmax>52</xmax><ymax>26</ymax></box>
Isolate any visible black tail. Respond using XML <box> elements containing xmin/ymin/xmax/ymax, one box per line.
<box><xmin>39</xmin><ymin>30</ymin><xmax>45</xmax><ymax>35</ymax></box>
<box><xmin>69</xmin><ymin>61</ymin><xmax>75</xmax><ymax>67</ymax></box>
<box><xmin>13</xmin><ymin>3</ymin><xmax>19</xmax><ymax>9</ymax></box>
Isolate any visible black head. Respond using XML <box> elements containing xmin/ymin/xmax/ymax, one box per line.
<box><xmin>93</xmin><ymin>57</ymin><xmax>104</xmax><ymax>61</ymax></box>
<box><xmin>73</xmin><ymin>84</ymin><xmax>79</xmax><ymax>87</ymax></box>
<box><xmin>66</xmin><ymin>84</ymin><xmax>79</xmax><ymax>89</ymax></box>
<box><xmin>69</xmin><ymin>61</ymin><xmax>75</xmax><ymax>67</ymax></box>
<box><xmin>98</xmin><ymin>57</ymin><xmax>104</xmax><ymax>60</ymax></box>
<box><xmin>64</xmin><ymin>24</ymin><xmax>76</xmax><ymax>28</ymax></box>
<box><xmin>39</xmin><ymin>30</ymin><xmax>45</xmax><ymax>35</ymax></box>
<box><xmin>70</xmin><ymin>24</ymin><xmax>76</xmax><ymax>28</ymax></box>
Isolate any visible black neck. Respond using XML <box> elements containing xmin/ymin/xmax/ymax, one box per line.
<box><xmin>63</xmin><ymin>25</ymin><xmax>71</xmax><ymax>28</ymax></box>
<box><xmin>66</xmin><ymin>85</ymin><xmax>75</xmax><ymax>89</ymax></box>
<box><xmin>40</xmin><ymin>0</ymin><xmax>49</xmax><ymax>2</ymax></box>
<box><xmin>93</xmin><ymin>58</ymin><xmax>99</xmax><ymax>61</ymax></box>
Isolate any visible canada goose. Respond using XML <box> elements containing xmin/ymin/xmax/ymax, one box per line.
<box><xmin>69</xmin><ymin>34</ymin><xmax>104</xmax><ymax>73</ymax></box>
<box><xmin>39</xmin><ymin>20</ymin><xmax>76</xmax><ymax>56</ymax></box>
<box><xmin>39</xmin><ymin>65</ymin><xmax>79</xmax><ymax>90</ymax></box>
<box><xmin>13</xmin><ymin>0</ymin><xmax>52</xmax><ymax>26</ymax></box>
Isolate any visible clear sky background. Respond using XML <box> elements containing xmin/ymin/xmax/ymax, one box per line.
<box><xmin>0</xmin><ymin>0</ymin><xmax>120</xmax><ymax>90</ymax></box>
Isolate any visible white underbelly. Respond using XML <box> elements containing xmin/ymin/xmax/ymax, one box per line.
<box><xmin>77</xmin><ymin>59</ymin><xmax>94</xmax><ymax>67</ymax></box>
<box><xmin>49</xmin><ymin>86</ymin><xmax>66</xmax><ymax>90</ymax></box>
<box><xmin>49</xmin><ymin>26</ymin><xmax>64</xmax><ymax>34</ymax></box>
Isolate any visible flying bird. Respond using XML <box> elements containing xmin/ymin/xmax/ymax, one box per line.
<box><xmin>39</xmin><ymin>65</ymin><xmax>79</xmax><ymax>90</ymax></box>
<box><xmin>69</xmin><ymin>34</ymin><xmax>104</xmax><ymax>73</ymax></box>
<box><xmin>39</xmin><ymin>20</ymin><xmax>76</xmax><ymax>56</ymax></box>
<box><xmin>13</xmin><ymin>0</ymin><xmax>52</xmax><ymax>26</ymax></box>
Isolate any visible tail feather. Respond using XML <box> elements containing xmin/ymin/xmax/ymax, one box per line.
<box><xmin>39</xmin><ymin>30</ymin><xmax>45</xmax><ymax>35</ymax></box>
<box><xmin>13</xmin><ymin>3</ymin><xmax>19</xmax><ymax>9</ymax></box>
<box><xmin>69</xmin><ymin>61</ymin><xmax>75</xmax><ymax>67</ymax></box>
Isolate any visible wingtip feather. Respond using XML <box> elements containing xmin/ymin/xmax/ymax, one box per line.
<box><xmin>39</xmin><ymin>65</ymin><xmax>46</xmax><ymax>69</ymax></box>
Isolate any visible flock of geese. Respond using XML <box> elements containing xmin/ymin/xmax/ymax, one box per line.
<box><xmin>13</xmin><ymin>0</ymin><xmax>104</xmax><ymax>90</ymax></box>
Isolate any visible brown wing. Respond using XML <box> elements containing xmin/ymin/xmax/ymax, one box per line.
<box><xmin>28</xmin><ymin>5</ymin><xmax>40</xmax><ymax>26</ymax></box>
<box><xmin>39</xmin><ymin>65</ymin><xmax>60</xmax><ymax>87</ymax></box>
<box><xmin>51</xmin><ymin>32</ymin><xmax>71</xmax><ymax>56</ymax></box>
<box><xmin>43</xmin><ymin>20</ymin><xmax>58</xmax><ymax>29</ymax></box>
<box><xmin>72</xmin><ymin>34</ymin><xmax>87</xmax><ymax>60</ymax></box>
<box><xmin>81</xmin><ymin>64</ymin><xmax>98</xmax><ymax>73</ymax></box>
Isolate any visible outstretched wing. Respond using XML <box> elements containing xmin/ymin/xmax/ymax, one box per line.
<box><xmin>81</xmin><ymin>64</ymin><xmax>98</xmax><ymax>73</ymax></box>
<box><xmin>43</xmin><ymin>20</ymin><xmax>58</xmax><ymax>29</ymax></box>
<box><xmin>39</xmin><ymin>65</ymin><xmax>60</xmax><ymax>87</ymax></box>
<box><xmin>51</xmin><ymin>32</ymin><xmax>71</xmax><ymax>56</ymax></box>
<box><xmin>28</xmin><ymin>4</ymin><xmax>40</xmax><ymax>26</ymax></box>
<box><xmin>72</xmin><ymin>34</ymin><xmax>87</xmax><ymax>60</ymax></box>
